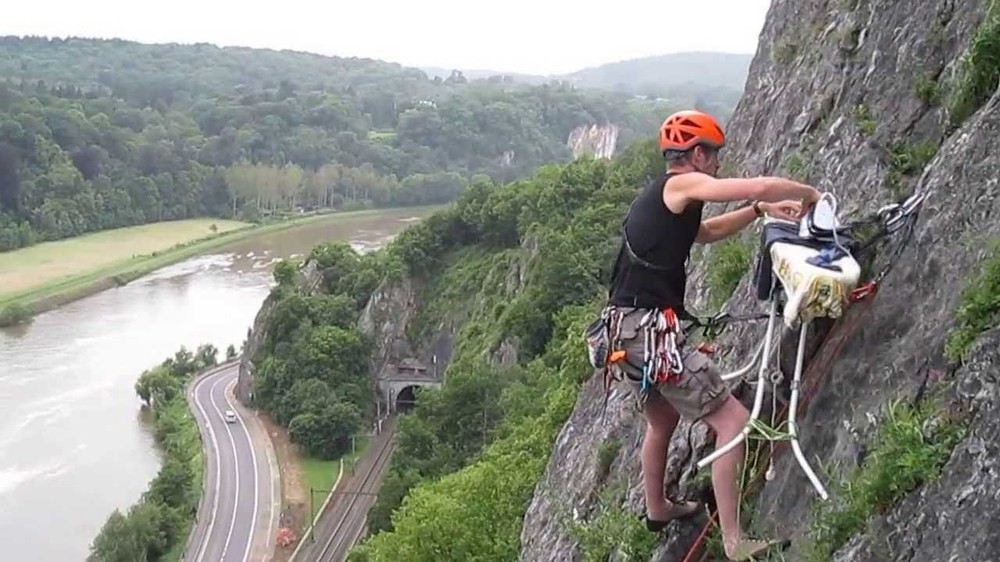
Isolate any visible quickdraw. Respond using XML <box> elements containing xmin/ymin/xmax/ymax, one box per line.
<box><xmin>640</xmin><ymin>307</ymin><xmax>685</xmax><ymax>392</ymax></box>
<box><xmin>590</xmin><ymin>305</ymin><xmax>703</xmax><ymax>417</ymax></box>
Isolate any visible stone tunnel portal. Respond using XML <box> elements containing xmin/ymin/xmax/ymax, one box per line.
<box><xmin>396</xmin><ymin>385</ymin><xmax>418</xmax><ymax>412</ymax></box>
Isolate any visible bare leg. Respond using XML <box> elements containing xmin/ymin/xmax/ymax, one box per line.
<box><xmin>641</xmin><ymin>391</ymin><xmax>697</xmax><ymax>521</ymax></box>
<box><xmin>701</xmin><ymin>393</ymin><xmax>779</xmax><ymax>559</ymax></box>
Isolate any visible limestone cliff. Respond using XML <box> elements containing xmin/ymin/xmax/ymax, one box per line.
<box><xmin>357</xmin><ymin>240</ymin><xmax>535</xmax><ymax>401</ymax></box>
<box><xmin>520</xmin><ymin>1</ymin><xmax>1000</xmax><ymax>561</ymax></box>
<box><xmin>568</xmin><ymin>124</ymin><xmax>620</xmax><ymax>160</ymax></box>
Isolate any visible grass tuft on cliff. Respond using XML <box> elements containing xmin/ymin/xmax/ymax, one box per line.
<box><xmin>944</xmin><ymin>239</ymin><xmax>1000</xmax><ymax>363</ymax></box>
<box><xmin>948</xmin><ymin>0</ymin><xmax>1000</xmax><ymax>128</ymax></box>
<box><xmin>802</xmin><ymin>397</ymin><xmax>967</xmax><ymax>561</ymax></box>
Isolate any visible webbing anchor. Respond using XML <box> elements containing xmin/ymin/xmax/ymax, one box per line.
<box><xmin>849</xmin><ymin>281</ymin><xmax>878</xmax><ymax>303</ymax></box>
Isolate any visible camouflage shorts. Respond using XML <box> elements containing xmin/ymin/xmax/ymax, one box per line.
<box><xmin>609</xmin><ymin>306</ymin><xmax>729</xmax><ymax>420</ymax></box>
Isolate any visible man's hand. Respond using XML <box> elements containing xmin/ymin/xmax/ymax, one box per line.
<box><xmin>801</xmin><ymin>187</ymin><xmax>822</xmax><ymax>209</ymax></box>
<box><xmin>760</xmin><ymin>200</ymin><xmax>804</xmax><ymax>221</ymax></box>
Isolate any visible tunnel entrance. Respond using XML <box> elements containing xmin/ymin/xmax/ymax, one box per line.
<box><xmin>396</xmin><ymin>385</ymin><xmax>419</xmax><ymax>413</ymax></box>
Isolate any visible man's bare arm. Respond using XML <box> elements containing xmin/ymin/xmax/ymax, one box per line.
<box><xmin>695</xmin><ymin>205</ymin><xmax>757</xmax><ymax>243</ymax></box>
<box><xmin>672</xmin><ymin>173</ymin><xmax>820</xmax><ymax>205</ymax></box>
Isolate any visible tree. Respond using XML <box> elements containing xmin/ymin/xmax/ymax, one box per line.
<box><xmin>273</xmin><ymin>259</ymin><xmax>298</xmax><ymax>288</ymax></box>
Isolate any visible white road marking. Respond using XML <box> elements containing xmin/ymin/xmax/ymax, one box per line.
<box><xmin>206</xmin><ymin>372</ymin><xmax>241</xmax><ymax>560</ymax></box>
<box><xmin>191</xmin><ymin>371</ymin><xmax>223</xmax><ymax>562</ymax></box>
<box><xmin>225</xmin><ymin>378</ymin><xmax>260</xmax><ymax>562</ymax></box>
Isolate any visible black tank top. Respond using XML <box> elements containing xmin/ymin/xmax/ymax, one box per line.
<box><xmin>607</xmin><ymin>172</ymin><xmax>704</xmax><ymax>315</ymax></box>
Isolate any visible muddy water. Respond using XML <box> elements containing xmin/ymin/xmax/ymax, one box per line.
<box><xmin>0</xmin><ymin>207</ymin><xmax>435</xmax><ymax>561</ymax></box>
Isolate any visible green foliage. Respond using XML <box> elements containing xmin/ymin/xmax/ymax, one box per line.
<box><xmin>0</xmin><ymin>36</ymin><xmax>684</xmax><ymax>252</ymax></box>
<box><xmin>273</xmin><ymin>258</ymin><xmax>299</xmax><ymax>288</ymax></box>
<box><xmin>782</xmin><ymin>151</ymin><xmax>809</xmax><ymax>182</ymax></box>
<box><xmin>249</xmin><ymin>242</ymin><xmax>388</xmax><ymax>459</ymax></box>
<box><xmin>0</xmin><ymin>301</ymin><xmax>31</xmax><ymax>327</ymax></box>
<box><xmin>255</xmin><ymin>323</ymin><xmax>368</xmax><ymax>457</ymax></box>
<box><xmin>565</xmin><ymin>483</ymin><xmax>659</xmax><ymax>562</ymax></box>
<box><xmin>802</xmin><ymin>398</ymin><xmax>968</xmax><ymax>561</ymax></box>
<box><xmin>707</xmin><ymin>237</ymin><xmax>753</xmax><ymax>309</ymax></box>
<box><xmin>945</xmin><ymin>239</ymin><xmax>1000</xmax><ymax>362</ymax></box>
<box><xmin>347</xmin><ymin>142</ymin><xmax>665</xmax><ymax>558</ymax></box>
<box><xmin>948</xmin><ymin>2</ymin><xmax>1000</xmax><ymax>129</ymax></box>
<box><xmin>885</xmin><ymin>140</ymin><xmax>938</xmax><ymax>198</ymax></box>
<box><xmin>89</xmin><ymin>345</ymin><xmax>217</xmax><ymax>562</ymax></box>
<box><xmin>914</xmin><ymin>74</ymin><xmax>942</xmax><ymax>106</ymax></box>
<box><xmin>288</xmin><ymin>400</ymin><xmax>363</xmax><ymax>459</ymax></box>
<box><xmin>853</xmin><ymin>103</ymin><xmax>876</xmax><ymax>135</ymax></box>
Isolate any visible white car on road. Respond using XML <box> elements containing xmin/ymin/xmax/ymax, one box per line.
<box><xmin>224</xmin><ymin>409</ymin><xmax>237</xmax><ymax>424</ymax></box>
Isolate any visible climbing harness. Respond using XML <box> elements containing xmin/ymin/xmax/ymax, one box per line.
<box><xmin>588</xmin><ymin>305</ymin><xmax>692</xmax><ymax>414</ymax></box>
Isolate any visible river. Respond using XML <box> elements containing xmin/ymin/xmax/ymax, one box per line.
<box><xmin>0</xmin><ymin>206</ymin><xmax>436</xmax><ymax>562</ymax></box>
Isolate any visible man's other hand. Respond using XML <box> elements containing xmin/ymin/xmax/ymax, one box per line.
<box><xmin>760</xmin><ymin>200</ymin><xmax>804</xmax><ymax>221</ymax></box>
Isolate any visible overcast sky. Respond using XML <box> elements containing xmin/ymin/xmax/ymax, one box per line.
<box><xmin>3</xmin><ymin>0</ymin><xmax>773</xmax><ymax>75</ymax></box>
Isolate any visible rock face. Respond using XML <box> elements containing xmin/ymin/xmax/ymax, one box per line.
<box><xmin>568</xmin><ymin>124</ymin><xmax>620</xmax><ymax>160</ymax></box>
<box><xmin>520</xmin><ymin>0</ymin><xmax>1000</xmax><ymax>560</ymax></box>
<box><xmin>357</xmin><ymin>275</ymin><xmax>420</xmax><ymax>382</ymax></box>
<box><xmin>833</xmin><ymin>328</ymin><xmax>1000</xmax><ymax>562</ymax></box>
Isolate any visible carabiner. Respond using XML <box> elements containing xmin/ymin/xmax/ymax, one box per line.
<box><xmin>667</xmin><ymin>331</ymin><xmax>684</xmax><ymax>375</ymax></box>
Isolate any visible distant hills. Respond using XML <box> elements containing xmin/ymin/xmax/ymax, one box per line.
<box><xmin>422</xmin><ymin>51</ymin><xmax>753</xmax><ymax>120</ymax></box>
<box><xmin>424</xmin><ymin>51</ymin><xmax>752</xmax><ymax>91</ymax></box>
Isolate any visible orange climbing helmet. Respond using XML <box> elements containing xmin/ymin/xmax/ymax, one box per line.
<box><xmin>658</xmin><ymin>110</ymin><xmax>726</xmax><ymax>154</ymax></box>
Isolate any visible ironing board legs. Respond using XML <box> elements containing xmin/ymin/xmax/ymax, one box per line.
<box><xmin>789</xmin><ymin>320</ymin><xmax>829</xmax><ymax>500</ymax></box>
<box><xmin>695</xmin><ymin>300</ymin><xmax>831</xmax><ymax>501</ymax></box>
<box><xmin>696</xmin><ymin>299</ymin><xmax>780</xmax><ymax>469</ymax></box>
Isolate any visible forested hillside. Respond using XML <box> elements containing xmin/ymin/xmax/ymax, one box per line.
<box><xmin>0</xmin><ymin>36</ymin><xmax>675</xmax><ymax>251</ymax></box>
<box><xmin>240</xmin><ymin>137</ymin><xmax>675</xmax><ymax>559</ymax></box>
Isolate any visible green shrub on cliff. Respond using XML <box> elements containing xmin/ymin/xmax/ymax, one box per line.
<box><xmin>249</xmin><ymin>247</ymin><xmax>383</xmax><ymax>460</ymax></box>
<box><xmin>948</xmin><ymin>0</ymin><xmax>1000</xmax><ymax>128</ymax></box>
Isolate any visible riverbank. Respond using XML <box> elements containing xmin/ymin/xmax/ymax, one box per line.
<box><xmin>0</xmin><ymin>206</ymin><xmax>440</xmax><ymax>326</ymax></box>
<box><xmin>89</xmin><ymin>349</ymin><xmax>211</xmax><ymax>561</ymax></box>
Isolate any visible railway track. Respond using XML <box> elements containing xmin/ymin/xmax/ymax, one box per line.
<box><xmin>311</xmin><ymin>420</ymin><xmax>397</xmax><ymax>562</ymax></box>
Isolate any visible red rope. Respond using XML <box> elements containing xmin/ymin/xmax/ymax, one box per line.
<box><xmin>679</xmin><ymin>290</ymin><xmax>877</xmax><ymax>562</ymax></box>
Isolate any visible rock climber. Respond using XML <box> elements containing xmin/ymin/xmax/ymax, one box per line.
<box><xmin>603</xmin><ymin>109</ymin><xmax>821</xmax><ymax>560</ymax></box>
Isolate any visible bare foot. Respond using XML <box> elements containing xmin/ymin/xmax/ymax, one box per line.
<box><xmin>724</xmin><ymin>537</ymin><xmax>789</xmax><ymax>561</ymax></box>
<box><xmin>645</xmin><ymin>499</ymin><xmax>700</xmax><ymax>531</ymax></box>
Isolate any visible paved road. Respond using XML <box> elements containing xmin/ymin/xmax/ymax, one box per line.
<box><xmin>185</xmin><ymin>362</ymin><xmax>279</xmax><ymax>562</ymax></box>
<box><xmin>298</xmin><ymin>418</ymin><xmax>397</xmax><ymax>562</ymax></box>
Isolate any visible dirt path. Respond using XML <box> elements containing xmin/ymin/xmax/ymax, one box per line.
<box><xmin>258</xmin><ymin>412</ymin><xmax>308</xmax><ymax>562</ymax></box>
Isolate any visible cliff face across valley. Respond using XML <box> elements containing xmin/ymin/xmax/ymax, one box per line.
<box><xmin>520</xmin><ymin>0</ymin><xmax>1000</xmax><ymax>560</ymax></box>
